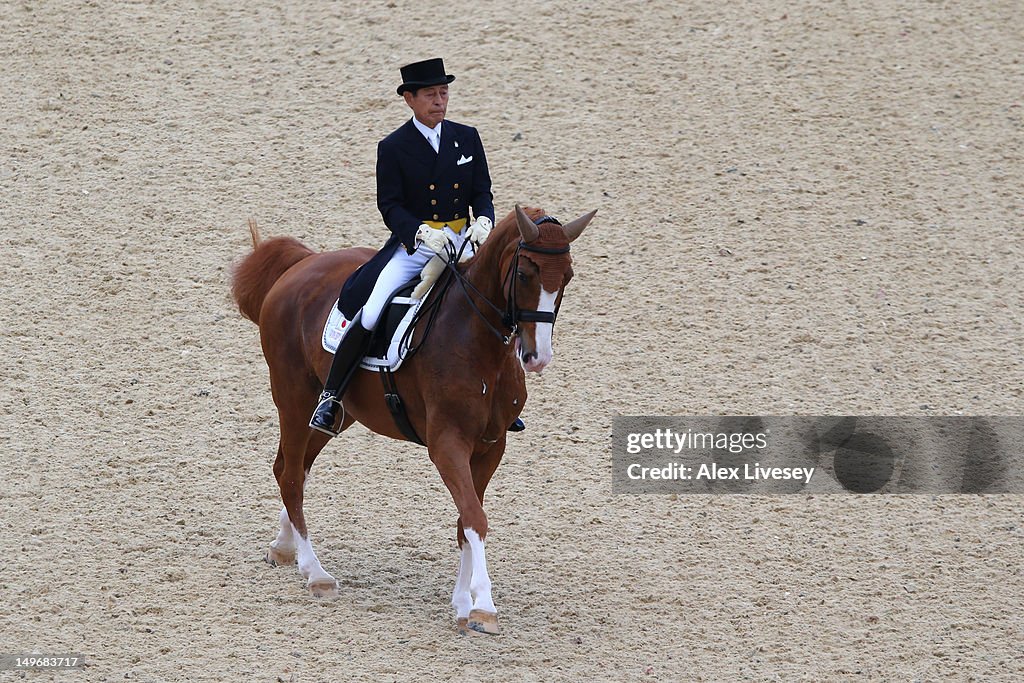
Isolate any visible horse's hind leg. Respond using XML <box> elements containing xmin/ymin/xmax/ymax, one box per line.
<box><xmin>266</xmin><ymin>426</ymin><xmax>342</xmax><ymax>566</ymax></box>
<box><xmin>270</xmin><ymin>407</ymin><xmax>353</xmax><ymax>597</ymax></box>
<box><xmin>266</xmin><ymin>444</ymin><xmax>297</xmax><ymax>566</ymax></box>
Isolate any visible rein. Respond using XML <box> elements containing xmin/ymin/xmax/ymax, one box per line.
<box><xmin>438</xmin><ymin>217</ymin><xmax>571</xmax><ymax>346</ymax></box>
<box><xmin>397</xmin><ymin>239</ymin><xmax>466</xmax><ymax>357</ymax></box>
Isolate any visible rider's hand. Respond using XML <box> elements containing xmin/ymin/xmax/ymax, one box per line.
<box><xmin>416</xmin><ymin>224</ymin><xmax>450</xmax><ymax>256</ymax></box>
<box><xmin>464</xmin><ymin>216</ymin><xmax>493</xmax><ymax>246</ymax></box>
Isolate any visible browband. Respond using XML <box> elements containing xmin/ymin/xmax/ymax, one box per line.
<box><xmin>519</xmin><ymin>241</ymin><xmax>570</xmax><ymax>255</ymax></box>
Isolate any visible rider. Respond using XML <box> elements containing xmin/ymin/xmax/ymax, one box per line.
<box><xmin>310</xmin><ymin>58</ymin><xmax>526</xmax><ymax>436</ymax></box>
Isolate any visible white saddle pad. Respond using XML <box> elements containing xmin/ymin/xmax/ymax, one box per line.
<box><xmin>321</xmin><ymin>292</ymin><xmax>429</xmax><ymax>372</ymax></box>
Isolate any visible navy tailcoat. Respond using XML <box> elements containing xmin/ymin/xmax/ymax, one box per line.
<box><xmin>338</xmin><ymin>118</ymin><xmax>495</xmax><ymax>318</ymax></box>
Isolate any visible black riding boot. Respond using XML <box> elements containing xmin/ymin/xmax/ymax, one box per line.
<box><xmin>309</xmin><ymin>323</ymin><xmax>373</xmax><ymax>437</ymax></box>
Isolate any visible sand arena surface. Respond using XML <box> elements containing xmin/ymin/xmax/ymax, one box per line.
<box><xmin>2</xmin><ymin>1</ymin><xmax>1022</xmax><ymax>680</ymax></box>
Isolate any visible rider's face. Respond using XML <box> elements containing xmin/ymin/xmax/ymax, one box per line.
<box><xmin>404</xmin><ymin>85</ymin><xmax>448</xmax><ymax>128</ymax></box>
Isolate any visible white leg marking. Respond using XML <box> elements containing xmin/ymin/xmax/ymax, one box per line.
<box><xmin>269</xmin><ymin>505</ymin><xmax>296</xmax><ymax>556</ymax></box>
<box><xmin>451</xmin><ymin>542</ymin><xmax>474</xmax><ymax>619</ymax></box>
<box><xmin>464</xmin><ymin>528</ymin><xmax>496</xmax><ymax>614</ymax></box>
<box><xmin>291</xmin><ymin>523</ymin><xmax>336</xmax><ymax>588</ymax></box>
<box><xmin>524</xmin><ymin>287</ymin><xmax>559</xmax><ymax>372</ymax></box>
<box><xmin>269</xmin><ymin>469</ymin><xmax>310</xmax><ymax>556</ymax></box>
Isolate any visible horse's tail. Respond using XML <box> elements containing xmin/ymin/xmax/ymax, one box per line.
<box><xmin>231</xmin><ymin>219</ymin><xmax>315</xmax><ymax>323</ymax></box>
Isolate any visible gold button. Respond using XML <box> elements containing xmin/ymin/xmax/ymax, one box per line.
<box><xmin>454</xmin><ymin>213</ymin><xmax>460</xmax><ymax>219</ymax></box>
<box><xmin>429</xmin><ymin>184</ymin><xmax>435</xmax><ymax>190</ymax></box>
<box><xmin>433</xmin><ymin>214</ymin><xmax>439</xmax><ymax>220</ymax></box>
<box><xmin>431</xmin><ymin>199</ymin><xmax>437</xmax><ymax>205</ymax></box>
<box><xmin>453</xmin><ymin>183</ymin><xmax>459</xmax><ymax>189</ymax></box>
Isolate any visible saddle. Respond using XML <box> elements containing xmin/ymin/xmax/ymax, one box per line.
<box><xmin>321</xmin><ymin>276</ymin><xmax>439</xmax><ymax>446</ymax></box>
<box><xmin>321</xmin><ymin>278</ymin><xmax>433</xmax><ymax>372</ymax></box>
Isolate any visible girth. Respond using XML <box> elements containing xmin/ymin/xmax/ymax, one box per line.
<box><xmin>379</xmin><ymin>365</ymin><xmax>425</xmax><ymax>446</ymax></box>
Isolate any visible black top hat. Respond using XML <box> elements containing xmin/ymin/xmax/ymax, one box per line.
<box><xmin>397</xmin><ymin>58</ymin><xmax>455</xmax><ymax>95</ymax></box>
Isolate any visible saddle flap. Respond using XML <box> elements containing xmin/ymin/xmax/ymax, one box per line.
<box><xmin>367</xmin><ymin>280</ymin><xmax>420</xmax><ymax>358</ymax></box>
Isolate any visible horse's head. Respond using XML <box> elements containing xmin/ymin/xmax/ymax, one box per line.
<box><xmin>500</xmin><ymin>204</ymin><xmax>597</xmax><ymax>373</ymax></box>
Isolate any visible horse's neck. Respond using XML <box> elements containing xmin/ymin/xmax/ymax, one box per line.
<box><xmin>461</xmin><ymin>234</ymin><xmax>509</xmax><ymax>306</ymax></box>
<box><xmin>439</xmin><ymin>233</ymin><xmax>512</xmax><ymax>346</ymax></box>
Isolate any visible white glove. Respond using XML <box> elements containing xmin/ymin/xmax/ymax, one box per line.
<box><xmin>415</xmin><ymin>224</ymin><xmax>450</xmax><ymax>256</ymax></box>
<box><xmin>464</xmin><ymin>216</ymin><xmax>493</xmax><ymax>246</ymax></box>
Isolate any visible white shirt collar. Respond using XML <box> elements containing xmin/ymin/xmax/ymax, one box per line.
<box><xmin>412</xmin><ymin>117</ymin><xmax>442</xmax><ymax>152</ymax></box>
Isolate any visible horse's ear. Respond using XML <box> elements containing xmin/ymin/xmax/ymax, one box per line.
<box><xmin>515</xmin><ymin>204</ymin><xmax>540</xmax><ymax>242</ymax></box>
<box><xmin>562</xmin><ymin>209</ymin><xmax>597</xmax><ymax>243</ymax></box>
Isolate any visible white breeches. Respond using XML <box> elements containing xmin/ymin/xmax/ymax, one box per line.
<box><xmin>360</xmin><ymin>226</ymin><xmax>473</xmax><ymax>330</ymax></box>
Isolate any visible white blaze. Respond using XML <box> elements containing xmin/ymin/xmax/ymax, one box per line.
<box><xmin>524</xmin><ymin>287</ymin><xmax>559</xmax><ymax>372</ymax></box>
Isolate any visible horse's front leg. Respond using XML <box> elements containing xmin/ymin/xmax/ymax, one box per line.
<box><xmin>462</xmin><ymin>527</ymin><xmax>499</xmax><ymax>634</ymax></box>
<box><xmin>451</xmin><ymin>538</ymin><xmax>474</xmax><ymax>627</ymax></box>
<box><xmin>464</xmin><ymin>439</ymin><xmax>506</xmax><ymax>634</ymax></box>
<box><xmin>434</xmin><ymin>435</ymin><xmax>504</xmax><ymax>635</ymax></box>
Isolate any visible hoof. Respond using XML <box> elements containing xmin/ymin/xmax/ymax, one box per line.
<box><xmin>265</xmin><ymin>546</ymin><xmax>296</xmax><ymax>567</ymax></box>
<box><xmin>466</xmin><ymin>609</ymin><xmax>500</xmax><ymax>635</ymax></box>
<box><xmin>308</xmin><ymin>578</ymin><xmax>339</xmax><ymax>598</ymax></box>
<box><xmin>456</xmin><ymin>617</ymin><xmax>470</xmax><ymax>635</ymax></box>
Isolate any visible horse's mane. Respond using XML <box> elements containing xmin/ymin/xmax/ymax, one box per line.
<box><xmin>465</xmin><ymin>206</ymin><xmax>547</xmax><ymax>275</ymax></box>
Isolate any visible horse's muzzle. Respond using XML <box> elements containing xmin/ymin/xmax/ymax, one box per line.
<box><xmin>516</xmin><ymin>336</ymin><xmax>551</xmax><ymax>373</ymax></box>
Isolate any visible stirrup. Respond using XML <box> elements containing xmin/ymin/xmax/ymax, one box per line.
<box><xmin>309</xmin><ymin>392</ymin><xmax>345</xmax><ymax>437</ymax></box>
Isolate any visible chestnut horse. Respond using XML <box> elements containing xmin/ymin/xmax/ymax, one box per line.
<box><xmin>231</xmin><ymin>205</ymin><xmax>595</xmax><ymax>634</ymax></box>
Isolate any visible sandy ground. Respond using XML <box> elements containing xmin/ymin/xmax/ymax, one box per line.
<box><xmin>2</xmin><ymin>1</ymin><xmax>1023</xmax><ymax>680</ymax></box>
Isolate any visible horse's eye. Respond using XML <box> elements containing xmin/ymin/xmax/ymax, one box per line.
<box><xmin>517</xmin><ymin>270</ymin><xmax>526</xmax><ymax>282</ymax></box>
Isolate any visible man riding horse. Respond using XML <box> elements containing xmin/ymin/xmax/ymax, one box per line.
<box><xmin>309</xmin><ymin>58</ymin><xmax>527</xmax><ymax>436</ymax></box>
